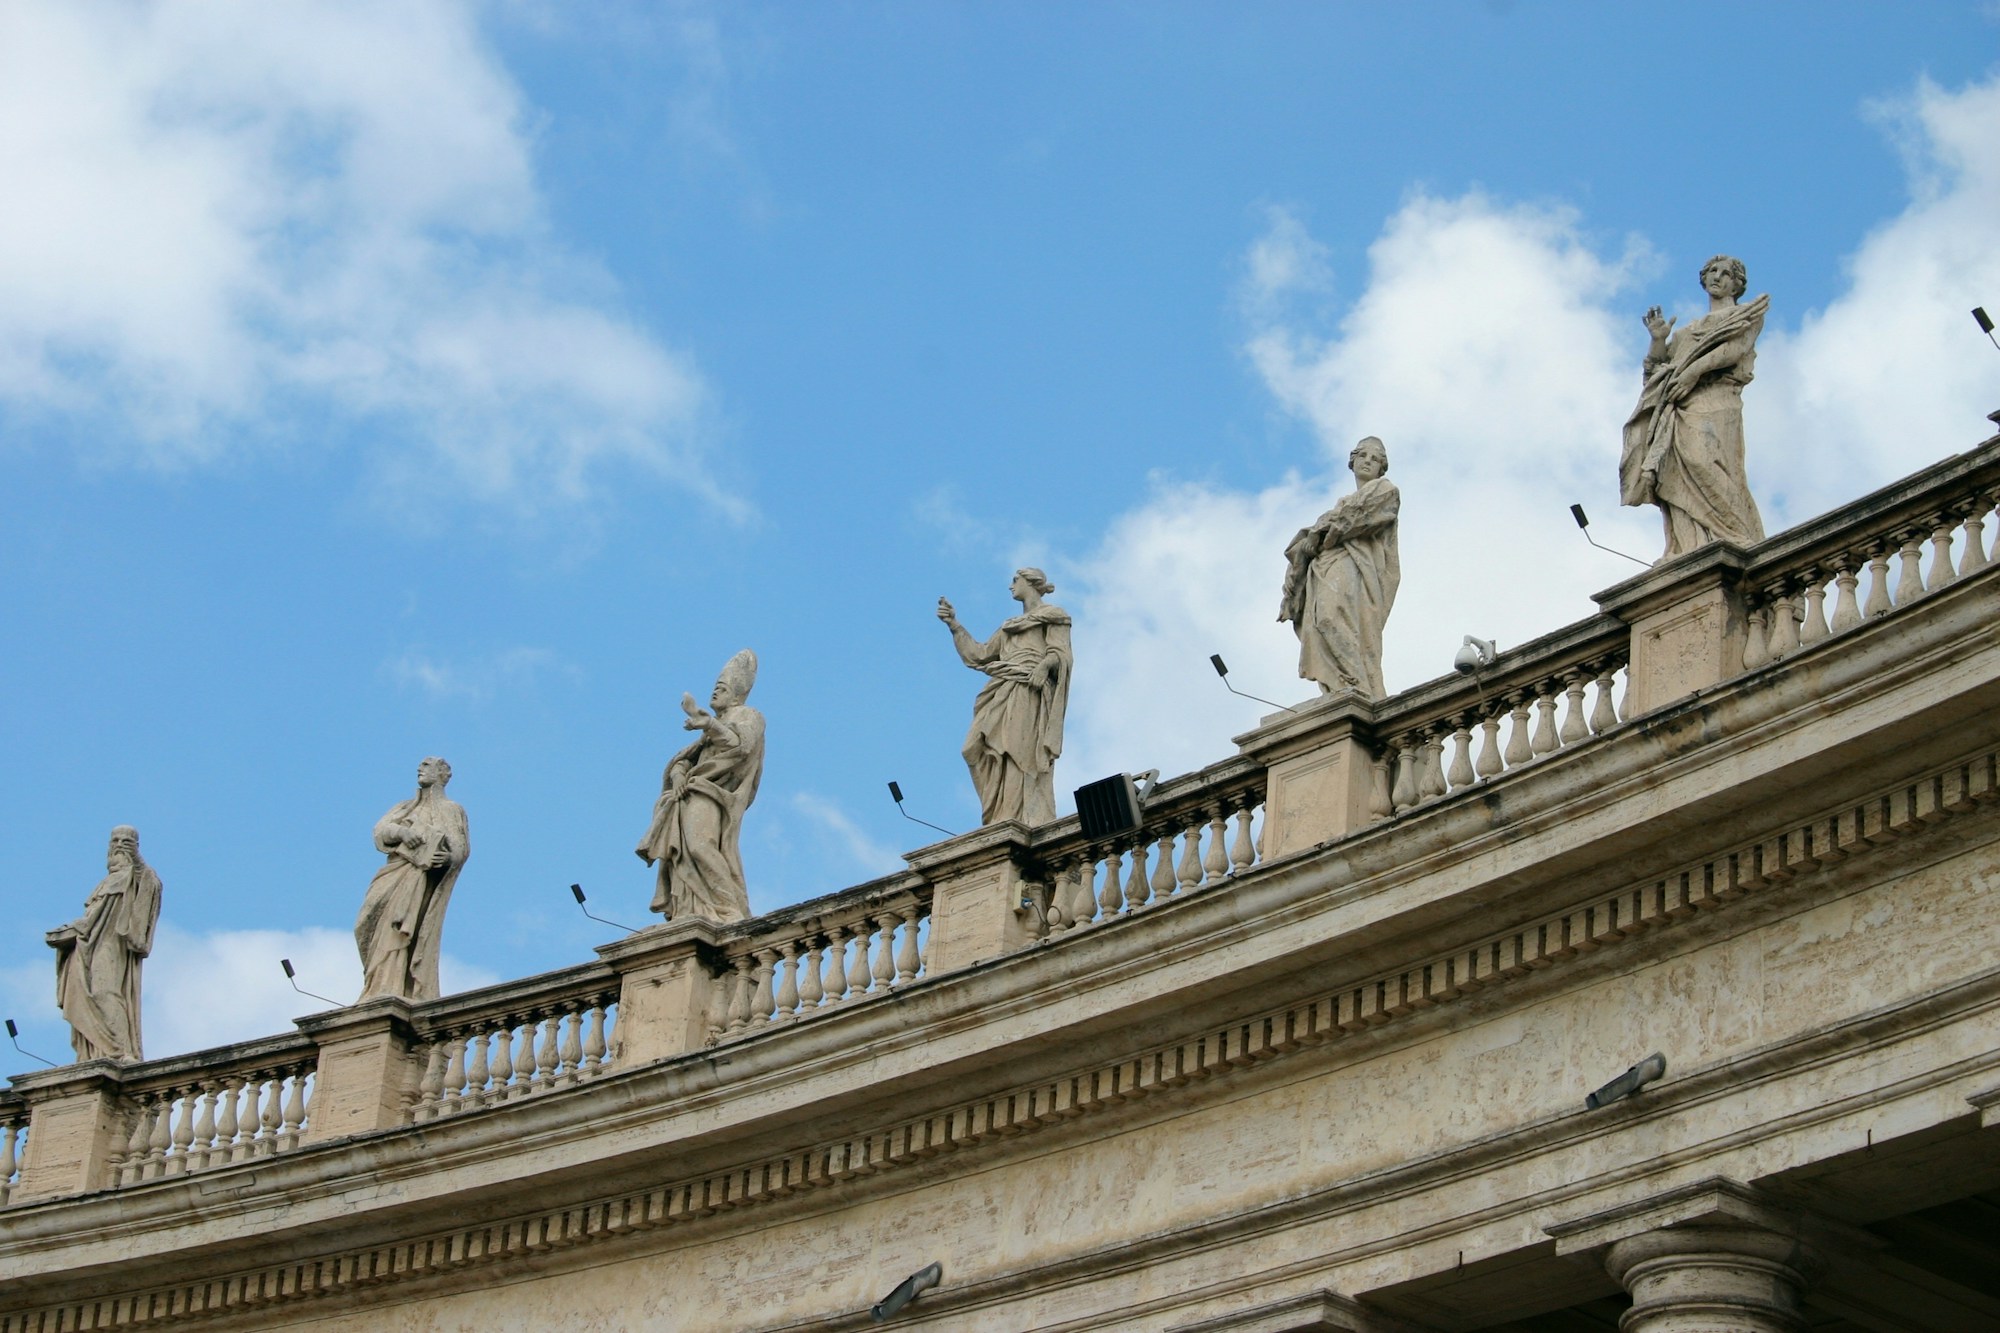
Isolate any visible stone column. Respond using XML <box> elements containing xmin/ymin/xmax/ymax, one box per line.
<box><xmin>596</xmin><ymin>919</ymin><xmax>723</xmax><ymax>1066</ymax></box>
<box><xmin>1549</xmin><ymin>1178</ymin><xmax>1865</xmax><ymax>1333</ymax></box>
<box><xmin>909</xmin><ymin>826</ymin><xmax>1035</xmax><ymax>975</ymax></box>
<box><xmin>1594</xmin><ymin>545</ymin><xmax>1751</xmax><ymax>718</ymax></box>
<box><xmin>1605</xmin><ymin>1224</ymin><xmax>1819</xmax><ymax>1332</ymax></box>
<box><xmin>1234</xmin><ymin>694</ymin><xmax>1379</xmax><ymax>861</ymax></box>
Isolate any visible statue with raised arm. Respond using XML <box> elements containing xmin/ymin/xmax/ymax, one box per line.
<box><xmin>636</xmin><ymin>649</ymin><xmax>764</xmax><ymax>923</ymax></box>
<box><xmin>1280</xmin><ymin>436</ymin><xmax>1401</xmax><ymax>699</ymax></box>
<box><xmin>1621</xmin><ymin>254</ymin><xmax>1769</xmax><ymax>561</ymax></box>
<box><xmin>936</xmin><ymin>569</ymin><xmax>1073</xmax><ymax>828</ymax></box>
<box><xmin>355</xmin><ymin>757</ymin><xmax>469</xmax><ymax>1002</ymax></box>
<box><xmin>47</xmin><ymin>826</ymin><xmax>161</xmax><ymax>1062</ymax></box>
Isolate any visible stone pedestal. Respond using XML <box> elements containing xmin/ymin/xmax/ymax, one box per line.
<box><xmin>1235</xmin><ymin>694</ymin><xmax>1379</xmax><ymax>861</ymax></box>
<box><xmin>598</xmin><ymin>920</ymin><xmax>723</xmax><ymax>1065</ymax></box>
<box><xmin>909</xmin><ymin>826</ymin><xmax>1035</xmax><ymax>974</ymax></box>
<box><xmin>7</xmin><ymin>1061</ymin><xmax>128</xmax><ymax>1204</ymax></box>
<box><xmin>296</xmin><ymin>999</ymin><xmax>419</xmax><ymax>1144</ymax></box>
<box><xmin>1596</xmin><ymin>545</ymin><xmax>1751</xmax><ymax>717</ymax></box>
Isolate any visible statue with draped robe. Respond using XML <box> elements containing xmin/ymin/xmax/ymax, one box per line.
<box><xmin>1620</xmin><ymin>254</ymin><xmax>1768</xmax><ymax>561</ymax></box>
<box><xmin>47</xmin><ymin>826</ymin><xmax>161</xmax><ymax>1062</ymax></box>
<box><xmin>636</xmin><ymin>649</ymin><xmax>763</xmax><ymax>923</ymax></box>
<box><xmin>1280</xmin><ymin>436</ymin><xmax>1401</xmax><ymax>699</ymax></box>
<box><xmin>937</xmin><ymin>568</ymin><xmax>1073</xmax><ymax>827</ymax></box>
<box><xmin>355</xmin><ymin>757</ymin><xmax>469</xmax><ymax>1002</ymax></box>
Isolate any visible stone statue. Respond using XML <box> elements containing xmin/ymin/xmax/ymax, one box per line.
<box><xmin>46</xmin><ymin>826</ymin><xmax>162</xmax><ymax>1062</ymax></box>
<box><xmin>1280</xmin><ymin>436</ymin><xmax>1401</xmax><ymax>699</ymax></box>
<box><xmin>936</xmin><ymin>569</ymin><xmax>1073</xmax><ymax>827</ymax></box>
<box><xmin>1621</xmin><ymin>254</ymin><xmax>1769</xmax><ymax>561</ymax></box>
<box><xmin>355</xmin><ymin>757</ymin><xmax>469</xmax><ymax>1003</ymax></box>
<box><xmin>636</xmin><ymin>650</ymin><xmax>764</xmax><ymax>923</ymax></box>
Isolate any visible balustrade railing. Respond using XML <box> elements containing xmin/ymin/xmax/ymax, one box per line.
<box><xmin>111</xmin><ymin>1040</ymin><xmax>316</xmax><ymax>1186</ymax></box>
<box><xmin>407</xmin><ymin>967</ymin><xmax>620</xmax><ymax>1124</ymax></box>
<box><xmin>1370</xmin><ymin>618</ymin><xmax>1632</xmax><ymax>820</ymax></box>
<box><xmin>0</xmin><ymin>1096</ymin><xmax>24</xmax><ymax>1207</ymax></box>
<box><xmin>1027</xmin><ymin>759</ymin><xmax>1267</xmax><ymax>933</ymax></box>
<box><xmin>1736</xmin><ymin>450</ymin><xmax>2000</xmax><ymax>673</ymax></box>
<box><xmin>708</xmin><ymin>875</ymin><xmax>933</xmax><ymax>1039</ymax></box>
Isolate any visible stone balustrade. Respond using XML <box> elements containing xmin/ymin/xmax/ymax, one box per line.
<box><xmin>0</xmin><ymin>1096</ymin><xmax>23</xmax><ymax>1208</ymax></box>
<box><xmin>406</xmin><ymin>971</ymin><xmax>620</xmax><ymax>1124</ymax></box>
<box><xmin>1371</xmin><ymin>618</ymin><xmax>1632</xmax><ymax>820</ymax></box>
<box><xmin>112</xmin><ymin>1048</ymin><xmax>316</xmax><ymax>1185</ymax></box>
<box><xmin>1026</xmin><ymin>759</ymin><xmax>1267</xmax><ymax>933</ymax></box>
<box><xmin>707</xmin><ymin>876</ymin><xmax>932</xmax><ymax>1039</ymax></box>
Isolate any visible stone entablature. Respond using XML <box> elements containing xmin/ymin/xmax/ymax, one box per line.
<box><xmin>4</xmin><ymin>434</ymin><xmax>2000</xmax><ymax>1329</ymax></box>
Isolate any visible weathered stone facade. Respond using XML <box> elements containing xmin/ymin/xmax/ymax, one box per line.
<box><xmin>5</xmin><ymin>433</ymin><xmax>2000</xmax><ymax>1330</ymax></box>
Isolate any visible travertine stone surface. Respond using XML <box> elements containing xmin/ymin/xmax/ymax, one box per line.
<box><xmin>6</xmin><ymin>1062</ymin><xmax>124</xmax><ymax>1205</ymax></box>
<box><xmin>1622</xmin><ymin>255</ymin><xmax>1769</xmax><ymax>561</ymax></box>
<box><xmin>355</xmin><ymin>757</ymin><xmax>469</xmax><ymax>1002</ymax></box>
<box><xmin>596</xmin><ymin>920</ymin><xmax>722</xmax><ymax>1065</ymax></box>
<box><xmin>46</xmin><ymin>826</ymin><xmax>160</xmax><ymax>1063</ymax></box>
<box><xmin>1237</xmin><ymin>693</ymin><xmax>1378</xmax><ymax>860</ymax></box>
<box><xmin>1595</xmin><ymin>544</ymin><xmax>1749</xmax><ymax>716</ymax></box>
<box><xmin>1281</xmin><ymin>437</ymin><xmax>1400</xmax><ymax>699</ymax></box>
<box><xmin>296</xmin><ymin>999</ymin><xmax>418</xmax><ymax>1144</ymax></box>
<box><xmin>907</xmin><ymin>822</ymin><xmax>1035</xmax><ymax>973</ymax></box>
<box><xmin>937</xmin><ymin>569</ymin><xmax>1072</xmax><ymax>827</ymax></box>
<box><xmin>636</xmin><ymin>650</ymin><xmax>763</xmax><ymax>923</ymax></box>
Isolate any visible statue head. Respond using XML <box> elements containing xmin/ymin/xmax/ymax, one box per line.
<box><xmin>1699</xmin><ymin>255</ymin><xmax>1747</xmax><ymax>302</ymax></box>
<box><xmin>1349</xmin><ymin>436</ymin><xmax>1388</xmax><ymax>481</ymax></box>
<box><xmin>107</xmin><ymin>825</ymin><xmax>140</xmax><ymax>871</ymax></box>
<box><xmin>416</xmin><ymin>757</ymin><xmax>452</xmax><ymax>790</ymax></box>
<box><xmin>712</xmin><ymin>649</ymin><xmax>759</xmax><ymax>710</ymax></box>
<box><xmin>1011</xmin><ymin>568</ymin><xmax>1055</xmax><ymax>603</ymax></box>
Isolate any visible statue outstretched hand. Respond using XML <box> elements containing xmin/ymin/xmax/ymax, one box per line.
<box><xmin>1643</xmin><ymin>305</ymin><xmax>1675</xmax><ymax>342</ymax></box>
<box><xmin>936</xmin><ymin>596</ymin><xmax>959</xmax><ymax>629</ymax></box>
<box><xmin>680</xmin><ymin>691</ymin><xmax>712</xmax><ymax>732</ymax></box>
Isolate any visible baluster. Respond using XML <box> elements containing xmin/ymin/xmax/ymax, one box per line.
<box><xmin>0</xmin><ymin>1122</ymin><xmax>17</xmax><ymax>1204</ymax></box>
<box><xmin>1766</xmin><ymin>586</ymin><xmax>1799</xmax><ymax>658</ymax></box>
<box><xmin>1062</xmin><ymin>857</ymin><xmax>1097</xmax><ymax>924</ymax></box>
<box><xmin>726</xmin><ymin>957</ymin><xmax>756</xmax><ymax>1032</ymax></box>
<box><xmin>1959</xmin><ymin>500</ymin><xmax>1989</xmax><ymax>575</ymax></box>
<box><xmin>1204</xmin><ymin>808</ymin><xmax>1230</xmax><ymax>881</ymax></box>
<box><xmin>1447</xmin><ymin>719</ymin><xmax>1476</xmax><ymax>789</ymax></box>
<box><xmin>442</xmin><ymin>1033</ymin><xmax>468</xmax><ymax>1109</ymax></box>
<box><xmin>1176</xmin><ymin>826</ymin><xmax>1205</xmax><ymax>893</ymax></box>
<box><xmin>1096</xmin><ymin>847</ymin><xmax>1124</xmax><ymax>918</ymax></box>
<box><xmin>190</xmin><ymin>1084</ymin><xmax>217</xmax><ymax>1171</ymax></box>
<box><xmin>1473</xmin><ymin>712</ymin><xmax>1503</xmax><ymax>780</ymax></box>
<box><xmin>511</xmin><ymin>1020</ymin><xmax>536</xmax><ymax>1095</ymax></box>
<box><xmin>872</xmin><ymin>916</ymin><xmax>899</xmax><ymax>990</ymax></box>
<box><xmin>168</xmin><ymin>1089</ymin><xmax>196</xmax><ymax>1174</ymax></box>
<box><xmin>1120</xmin><ymin>838</ymin><xmax>1148</xmax><ymax>910</ymax></box>
<box><xmin>1741</xmin><ymin>601</ymin><xmax>1770</xmax><ymax>670</ymax></box>
<box><xmin>122</xmin><ymin>1098</ymin><xmax>157</xmax><ymax>1183</ymax></box>
<box><xmin>558</xmin><ymin>1011</ymin><xmax>585</xmax><ymax>1083</ymax></box>
<box><xmin>895</xmin><ymin>909</ymin><xmax>923</xmax><ymax>982</ymax></box>
<box><xmin>1589</xmin><ymin>667</ymin><xmax>1619</xmax><ymax>734</ymax></box>
<box><xmin>490</xmin><ymin>1020</ymin><xmax>515</xmax><ymax>1098</ymax></box>
<box><xmin>535</xmin><ymin>1013</ymin><xmax>562</xmax><ymax>1087</ymax></box>
<box><xmin>799</xmin><ymin>940</ymin><xmax>825</xmax><ymax>1011</ymax></box>
<box><xmin>1926</xmin><ymin>516</ymin><xmax>1957</xmax><ymax>591</ymax></box>
<box><xmin>1863</xmin><ymin>545</ymin><xmax>1894</xmax><ymax>617</ymax></box>
<box><xmin>1418</xmin><ymin>728</ymin><xmax>1447</xmax><ymax>800</ymax></box>
<box><xmin>582</xmin><ymin>1005</ymin><xmax>608</xmax><ymax>1075</ymax></box>
<box><xmin>1798</xmin><ymin>569</ymin><xmax>1830</xmax><ymax>645</ymax></box>
<box><xmin>823</xmin><ymin>926</ymin><xmax>851</xmax><ymax>1002</ymax></box>
<box><xmin>150</xmin><ymin>1090</ymin><xmax>176</xmax><ymax>1177</ymax></box>
<box><xmin>257</xmin><ymin>1077</ymin><xmax>282</xmax><ymax>1157</ymax></box>
<box><xmin>1558</xmin><ymin>675</ymin><xmax>1590</xmax><ymax>745</ymax></box>
<box><xmin>465</xmin><ymin>1029</ymin><xmax>491</xmax><ymax>1106</ymax></box>
<box><xmin>1367</xmin><ymin>753</ymin><xmax>1393</xmax><ymax>819</ymax></box>
<box><xmin>1230</xmin><ymin>801</ymin><xmax>1256</xmax><ymax>872</ymax></box>
<box><xmin>1151</xmin><ymin>830</ymin><xmax>1178</xmax><ymax>901</ymax></box>
<box><xmin>1530</xmin><ymin>687</ymin><xmax>1559</xmax><ymax>755</ymax></box>
<box><xmin>772</xmin><ymin>943</ymin><xmax>801</xmax><ymax>1020</ymax></box>
<box><xmin>1502</xmin><ymin>695</ymin><xmax>1533</xmax><ymax>769</ymax></box>
<box><xmin>1390</xmin><ymin>737</ymin><xmax>1419</xmax><ymax>810</ymax></box>
<box><xmin>1894</xmin><ymin>532</ymin><xmax>1925</xmax><ymax>606</ymax></box>
<box><xmin>215</xmin><ymin>1077</ymin><xmax>241</xmax><ymax>1163</ymax></box>
<box><xmin>1829</xmin><ymin>556</ymin><xmax>1863</xmax><ymax>633</ymax></box>
<box><xmin>413</xmin><ymin>1043</ymin><xmax>446</xmax><ymax>1120</ymax></box>
<box><xmin>280</xmin><ymin>1070</ymin><xmax>308</xmax><ymax>1149</ymax></box>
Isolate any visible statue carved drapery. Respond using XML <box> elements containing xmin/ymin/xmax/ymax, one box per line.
<box><xmin>938</xmin><ymin>571</ymin><xmax>1072</xmax><ymax>828</ymax></box>
<box><xmin>355</xmin><ymin>758</ymin><xmax>469</xmax><ymax>1003</ymax></box>
<box><xmin>637</xmin><ymin>649</ymin><xmax>763</xmax><ymax>923</ymax></box>
<box><xmin>1280</xmin><ymin>438</ymin><xmax>1400</xmax><ymax>699</ymax></box>
<box><xmin>48</xmin><ymin>826</ymin><xmax>161</xmax><ymax>1062</ymax></box>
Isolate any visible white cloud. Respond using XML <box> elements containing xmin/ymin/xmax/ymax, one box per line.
<box><xmin>791</xmin><ymin>793</ymin><xmax>903</xmax><ymax>879</ymax></box>
<box><xmin>0</xmin><ymin>1</ymin><xmax>727</xmax><ymax>514</ymax></box>
<box><xmin>385</xmin><ymin>645</ymin><xmax>575</xmax><ymax>704</ymax></box>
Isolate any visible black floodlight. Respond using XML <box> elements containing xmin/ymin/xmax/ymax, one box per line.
<box><xmin>279</xmin><ymin>959</ymin><xmax>344</xmax><ymax>1008</ymax></box>
<box><xmin>4</xmin><ymin>1019</ymin><xmax>56</xmax><ymax>1068</ymax></box>
<box><xmin>1585</xmin><ymin>1052</ymin><xmax>1667</xmax><ymax>1110</ymax></box>
<box><xmin>886</xmin><ymin>781</ymin><xmax>954</xmax><ymax>838</ymax></box>
<box><xmin>1075</xmin><ymin>773</ymin><xmax>1145</xmax><ymax>841</ymax></box>
<box><xmin>570</xmin><ymin>884</ymin><xmax>639</xmax><ymax>936</ymax></box>
<box><xmin>1569</xmin><ymin>503</ymin><xmax>1650</xmax><ymax>567</ymax></box>
<box><xmin>1209</xmin><ymin>653</ymin><xmax>1297</xmax><ymax>714</ymax></box>
<box><xmin>871</xmin><ymin>1261</ymin><xmax>943</xmax><ymax>1321</ymax></box>
<box><xmin>1975</xmin><ymin>306</ymin><xmax>1997</xmax><ymax>348</ymax></box>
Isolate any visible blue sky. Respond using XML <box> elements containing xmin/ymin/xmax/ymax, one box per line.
<box><xmin>4</xmin><ymin>2</ymin><xmax>1998</xmax><ymax>1060</ymax></box>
